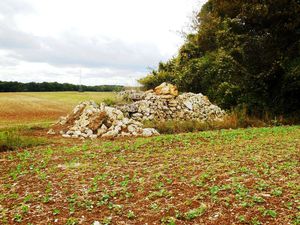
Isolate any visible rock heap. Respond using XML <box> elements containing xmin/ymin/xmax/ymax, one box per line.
<box><xmin>49</xmin><ymin>101</ymin><xmax>159</xmax><ymax>139</ymax></box>
<box><xmin>117</xmin><ymin>82</ymin><xmax>225</xmax><ymax>122</ymax></box>
<box><xmin>49</xmin><ymin>82</ymin><xmax>225</xmax><ymax>139</ymax></box>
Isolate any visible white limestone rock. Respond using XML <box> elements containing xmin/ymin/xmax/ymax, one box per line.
<box><xmin>47</xmin><ymin>129</ymin><xmax>56</xmax><ymax>135</ymax></box>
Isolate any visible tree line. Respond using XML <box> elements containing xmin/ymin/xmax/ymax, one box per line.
<box><xmin>0</xmin><ymin>81</ymin><xmax>124</xmax><ymax>92</ymax></box>
<box><xmin>139</xmin><ymin>0</ymin><xmax>300</xmax><ymax>116</ymax></box>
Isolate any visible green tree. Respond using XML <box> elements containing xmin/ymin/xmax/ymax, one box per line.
<box><xmin>139</xmin><ymin>0</ymin><xmax>300</xmax><ymax>115</ymax></box>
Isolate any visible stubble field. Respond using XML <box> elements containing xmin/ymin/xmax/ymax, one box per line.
<box><xmin>0</xmin><ymin>92</ymin><xmax>116</xmax><ymax>128</ymax></box>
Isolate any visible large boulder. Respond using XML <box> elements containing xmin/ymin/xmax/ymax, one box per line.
<box><xmin>154</xmin><ymin>82</ymin><xmax>178</xmax><ymax>96</ymax></box>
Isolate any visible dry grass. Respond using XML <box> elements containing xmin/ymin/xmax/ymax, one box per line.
<box><xmin>0</xmin><ymin>92</ymin><xmax>116</xmax><ymax>127</ymax></box>
<box><xmin>0</xmin><ymin>130</ymin><xmax>48</xmax><ymax>152</ymax></box>
<box><xmin>143</xmin><ymin>113</ymin><xmax>268</xmax><ymax>134</ymax></box>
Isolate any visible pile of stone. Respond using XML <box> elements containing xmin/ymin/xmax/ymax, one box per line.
<box><xmin>48</xmin><ymin>101</ymin><xmax>159</xmax><ymax>139</ymax></box>
<box><xmin>49</xmin><ymin>82</ymin><xmax>225</xmax><ymax>139</ymax></box>
<box><xmin>117</xmin><ymin>82</ymin><xmax>225</xmax><ymax>122</ymax></box>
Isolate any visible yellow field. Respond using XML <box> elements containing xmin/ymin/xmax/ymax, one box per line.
<box><xmin>0</xmin><ymin>92</ymin><xmax>116</xmax><ymax>127</ymax></box>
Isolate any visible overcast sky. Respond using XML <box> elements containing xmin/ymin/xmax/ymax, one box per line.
<box><xmin>0</xmin><ymin>0</ymin><xmax>205</xmax><ymax>86</ymax></box>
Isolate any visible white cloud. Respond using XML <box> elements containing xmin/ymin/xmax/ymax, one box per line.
<box><xmin>0</xmin><ymin>0</ymin><xmax>206</xmax><ymax>85</ymax></box>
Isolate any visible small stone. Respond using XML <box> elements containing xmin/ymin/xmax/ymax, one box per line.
<box><xmin>62</xmin><ymin>134</ymin><xmax>71</xmax><ymax>138</ymax></box>
<box><xmin>97</xmin><ymin>128</ymin><xmax>107</xmax><ymax>136</ymax></box>
<box><xmin>114</xmin><ymin>126</ymin><xmax>122</xmax><ymax>132</ymax></box>
<box><xmin>81</xmin><ymin>133</ymin><xmax>88</xmax><ymax>138</ymax></box>
<box><xmin>160</xmin><ymin>95</ymin><xmax>174</xmax><ymax>99</ymax></box>
<box><xmin>122</xmin><ymin>117</ymin><xmax>130</xmax><ymax>124</ymax></box>
<box><xmin>58</xmin><ymin>116</ymin><xmax>67</xmax><ymax>125</ymax></box>
<box><xmin>85</xmin><ymin>129</ymin><xmax>93</xmax><ymax>136</ymax></box>
<box><xmin>127</xmin><ymin>125</ymin><xmax>137</xmax><ymax>133</ymax></box>
<box><xmin>90</xmin><ymin>134</ymin><xmax>98</xmax><ymax>139</ymax></box>
<box><xmin>74</xmin><ymin>130</ymin><xmax>81</xmax><ymax>136</ymax></box>
<box><xmin>145</xmin><ymin>89</ymin><xmax>154</xmax><ymax>94</ymax></box>
<box><xmin>120</xmin><ymin>132</ymin><xmax>131</xmax><ymax>137</ymax></box>
<box><xmin>184</xmin><ymin>101</ymin><xmax>193</xmax><ymax>110</ymax></box>
<box><xmin>92</xmin><ymin>221</ymin><xmax>101</xmax><ymax>225</ymax></box>
<box><xmin>66</xmin><ymin>130</ymin><xmax>74</xmax><ymax>135</ymax></box>
<box><xmin>102</xmin><ymin>130</ymin><xmax>118</xmax><ymax>138</ymax></box>
<box><xmin>131</xmin><ymin>120</ymin><xmax>143</xmax><ymax>126</ymax></box>
<box><xmin>132</xmin><ymin>113</ymin><xmax>143</xmax><ymax>118</ymax></box>
<box><xmin>142</xmin><ymin>128</ymin><xmax>159</xmax><ymax>137</ymax></box>
<box><xmin>47</xmin><ymin>129</ymin><xmax>56</xmax><ymax>135</ymax></box>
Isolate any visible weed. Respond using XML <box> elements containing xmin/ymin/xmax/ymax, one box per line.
<box><xmin>150</xmin><ymin>203</ymin><xmax>159</xmax><ymax>211</ymax></box>
<box><xmin>263</xmin><ymin>209</ymin><xmax>277</xmax><ymax>218</ymax></box>
<box><xmin>184</xmin><ymin>204</ymin><xmax>207</xmax><ymax>220</ymax></box>
<box><xmin>102</xmin><ymin>216</ymin><xmax>112</xmax><ymax>225</ymax></box>
<box><xmin>127</xmin><ymin>210</ymin><xmax>136</xmax><ymax>219</ymax></box>
<box><xmin>251</xmin><ymin>217</ymin><xmax>262</xmax><ymax>225</ymax></box>
<box><xmin>13</xmin><ymin>214</ymin><xmax>22</xmax><ymax>223</ymax></box>
<box><xmin>21</xmin><ymin>205</ymin><xmax>29</xmax><ymax>214</ymax></box>
<box><xmin>53</xmin><ymin>209</ymin><xmax>60</xmax><ymax>215</ymax></box>
<box><xmin>238</xmin><ymin>215</ymin><xmax>247</xmax><ymax>223</ymax></box>
<box><xmin>252</xmin><ymin>195</ymin><xmax>265</xmax><ymax>204</ymax></box>
<box><xmin>292</xmin><ymin>214</ymin><xmax>300</xmax><ymax>225</ymax></box>
<box><xmin>271</xmin><ymin>188</ymin><xmax>283</xmax><ymax>197</ymax></box>
<box><xmin>66</xmin><ymin>217</ymin><xmax>79</xmax><ymax>225</ymax></box>
<box><xmin>42</xmin><ymin>195</ymin><xmax>51</xmax><ymax>203</ymax></box>
<box><xmin>256</xmin><ymin>181</ymin><xmax>269</xmax><ymax>191</ymax></box>
<box><xmin>147</xmin><ymin>189</ymin><xmax>172</xmax><ymax>199</ymax></box>
<box><xmin>210</xmin><ymin>185</ymin><xmax>220</xmax><ymax>196</ymax></box>
<box><xmin>161</xmin><ymin>216</ymin><xmax>176</xmax><ymax>225</ymax></box>
<box><xmin>234</xmin><ymin>183</ymin><xmax>249</xmax><ymax>200</ymax></box>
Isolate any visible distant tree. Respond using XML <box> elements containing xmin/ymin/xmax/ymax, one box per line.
<box><xmin>0</xmin><ymin>81</ymin><xmax>124</xmax><ymax>92</ymax></box>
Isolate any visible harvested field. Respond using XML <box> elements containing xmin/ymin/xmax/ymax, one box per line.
<box><xmin>0</xmin><ymin>126</ymin><xmax>299</xmax><ymax>224</ymax></box>
<box><xmin>0</xmin><ymin>92</ymin><xmax>116</xmax><ymax>127</ymax></box>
